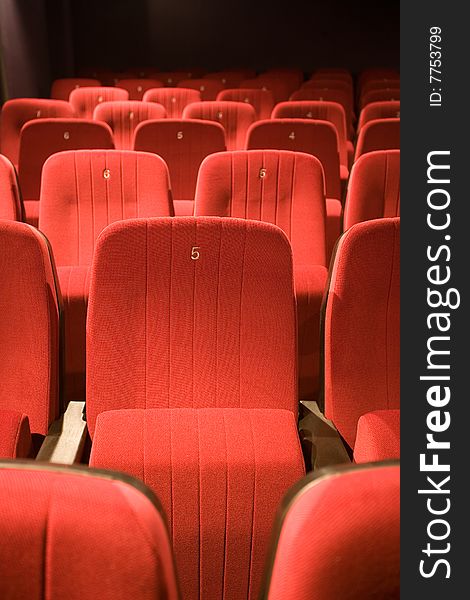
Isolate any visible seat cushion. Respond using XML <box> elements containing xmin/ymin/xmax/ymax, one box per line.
<box><xmin>354</xmin><ymin>409</ymin><xmax>400</xmax><ymax>463</ymax></box>
<box><xmin>57</xmin><ymin>266</ymin><xmax>91</xmax><ymax>401</ymax></box>
<box><xmin>90</xmin><ymin>407</ymin><xmax>305</xmax><ymax>600</ymax></box>
<box><xmin>0</xmin><ymin>410</ymin><xmax>32</xmax><ymax>458</ymax></box>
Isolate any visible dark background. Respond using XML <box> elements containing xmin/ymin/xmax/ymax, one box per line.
<box><xmin>1</xmin><ymin>0</ymin><xmax>399</xmax><ymax>98</ymax></box>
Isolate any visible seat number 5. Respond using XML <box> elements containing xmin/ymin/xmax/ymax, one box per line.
<box><xmin>191</xmin><ymin>246</ymin><xmax>200</xmax><ymax>261</ymax></box>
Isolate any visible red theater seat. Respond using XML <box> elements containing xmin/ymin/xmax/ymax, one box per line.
<box><xmin>177</xmin><ymin>78</ymin><xmax>224</xmax><ymax>100</ymax></box>
<box><xmin>324</xmin><ymin>218</ymin><xmax>400</xmax><ymax>450</ymax></box>
<box><xmin>50</xmin><ymin>78</ymin><xmax>101</xmax><ymax>101</ymax></box>
<box><xmin>195</xmin><ymin>150</ymin><xmax>327</xmax><ymax>400</ymax></box>
<box><xmin>272</xmin><ymin>100</ymin><xmax>352</xmax><ymax>171</ymax></box>
<box><xmin>358</xmin><ymin>100</ymin><xmax>401</xmax><ymax>130</ymax></box>
<box><xmin>149</xmin><ymin>70</ymin><xmax>197</xmax><ymax>86</ymax></box>
<box><xmin>39</xmin><ymin>150</ymin><xmax>173</xmax><ymax>402</ymax></box>
<box><xmin>290</xmin><ymin>87</ymin><xmax>354</xmax><ymax>137</ymax></box>
<box><xmin>217</xmin><ymin>88</ymin><xmax>275</xmax><ymax>120</ymax></box>
<box><xmin>0</xmin><ymin>462</ymin><xmax>179</xmax><ymax>600</ymax></box>
<box><xmin>354</xmin><ymin>410</ymin><xmax>400</xmax><ymax>463</ymax></box>
<box><xmin>246</xmin><ymin>119</ymin><xmax>342</xmax><ymax>200</ymax></box>
<box><xmin>133</xmin><ymin>119</ymin><xmax>226</xmax><ymax>215</ymax></box>
<box><xmin>143</xmin><ymin>87</ymin><xmax>202</xmax><ymax>118</ymax></box>
<box><xmin>0</xmin><ymin>221</ymin><xmax>60</xmax><ymax>456</ymax></box>
<box><xmin>93</xmin><ymin>101</ymin><xmax>166</xmax><ymax>150</ymax></box>
<box><xmin>183</xmin><ymin>101</ymin><xmax>256</xmax><ymax>151</ymax></box>
<box><xmin>240</xmin><ymin>77</ymin><xmax>296</xmax><ymax>103</ymax></box>
<box><xmin>355</xmin><ymin>118</ymin><xmax>400</xmax><ymax>159</ymax></box>
<box><xmin>203</xmin><ymin>70</ymin><xmax>248</xmax><ymax>87</ymax></box>
<box><xmin>69</xmin><ymin>87</ymin><xmax>129</xmax><ymax>119</ymax></box>
<box><xmin>87</xmin><ymin>217</ymin><xmax>305</xmax><ymax>600</ymax></box>
<box><xmin>116</xmin><ymin>78</ymin><xmax>164</xmax><ymax>100</ymax></box>
<box><xmin>18</xmin><ymin>119</ymin><xmax>114</xmax><ymax>227</ymax></box>
<box><xmin>0</xmin><ymin>98</ymin><xmax>74</xmax><ymax>167</ymax></box>
<box><xmin>0</xmin><ymin>154</ymin><xmax>22</xmax><ymax>221</ymax></box>
<box><xmin>313</xmin><ymin>68</ymin><xmax>353</xmax><ymax>84</ymax></box>
<box><xmin>358</xmin><ymin>69</ymin><xmax>400</xmax><ymax>89</ymax></box>
<box><xmin>344</xmin><ymin>150</ymin><xmax>400</xmax><ymax>230</ymax></box>
<box><xmin>360</xmin><ymin>88</ymin><xmax>400</xmax><ymax>109</ymax></box>
<box><xmin>264</xmin><ymin>462</ymin><xmax>400</xmax><ymax>600</ymax></box>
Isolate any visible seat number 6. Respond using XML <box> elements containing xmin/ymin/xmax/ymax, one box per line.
<box><xmin>191</xmin><ymin>246</ymin><xmax>200</xmax><ymax>260</ymax></box>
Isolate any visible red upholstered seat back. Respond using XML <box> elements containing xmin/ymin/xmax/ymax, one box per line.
<box><xmin>264</xmin><ymin>463</ymin><xmax>400</xmax><ymax>600</ymax></box>
<box><xmin>203</xmin><ymin>70</ymin><xmax>248</xmax><ymax>88</ymax></box>
<box><xmin>50</xmin><ymin>78</ymin><xmax>101</xmax><ymax>101</ymax></box>
<box><xmin>183</xmin><ymin>101</ymin><xmax>256</xmax><ymax>151</ymax></box>
<box><xmin>115</xmin><ymin>78</ymin><xmax>164</xmax><ymax>100</ymax></box>
<box><xmin>324</xmin><ymin>218</ymin><xmax>400</xmax><ymax>447</ymax></box>
<box><xmin>177</xmin><ymin>79</ymin><xmax>224</xmax><ymax>100</ymax></box>
<box><xmin>69</xmin><ymin>86</ymin><xmax>129</xmax><ymax>118</ymax></box>
<box><xmin>93</xmin><ymin>101</ymin><xmax>166</xmax><ymax>150</ymax></box>
<box><xmin>290</xmin><ymin>87</ymin><xmax>353</xmax><ymax>135</ymax></box>
<box><xmin>240</xmin><ymin>77</ymin><xmax>297</xmax><ymax>103</ymax></box>
<box><xmin>18</xmin><ymin>119</ymin><xmax>114</xmax><ymax>202</ymax></box>
<box><xmin>143</xmin><ymin>87</ymin><xmax>202</xmax><ymax>118</ymax></box>
<box><xmin>133</xmin><ymin>119</ymin><xmax>226</xmax><ymax>201</ymax></box>
<box><xmin>87</xmin><ymin>217</ymin><xmax>298</xmax><ymax>435</ymax></box>
<box><xmin>344</xmin><ymin>150</ymin><xmax>400</xmax><ymax>230</ymax></box>
<box><xmin>358</xmin><ymin>100</ymin><xmax>401</xmax><ymax>130</ymax></box>
<box><xmin>0</xmin><ymin>463</ymin><xmax>179</xmax><ymax>600</ymax></box>
<box><xmin>0</xmin><ymin>221</ymin><xmax>59</xmax><ymax>435</ymax></box>
<box><xmin>360</xmin><ymin>88</ymin><xmax>400</xmax><ymax>109</ymax></box>
<box><xmin>355</xmin><ymin>118</ymin><xmax>400</xmax><ymax>159</ymax></box>
<box><xmin>149</xmin><ymin>71</ymin><xmax>195</xmax><ymax>86</ymax></box>
<box><xmin>217</xmin><ymin>88</ymin><xmax>275</xmax><ymax>119</ymax></box>
<box><xmin>39</xmin><ymin>150</ymin><xmax>173</xmax><ymax>267</ymax></box>
<box><xmin>0</xmin><ymin>155</ymin><xmax>22</xmax><ymax>221</ymax></box>
<box><xmin>0</xmin><ymin>98</ymin><xmax>75</xmax><ymax>165</ymax></box>
<box><xmin>246</xmin><ymin>119</ymin><xmax>341</xmax><ymax>199</ymax></box>
<box><xmin>195</xmin><ymin>150</ymin><xmax>326</xmax><ymax>267</ymax></box>
<box><xmin>272</xmin><ymin>100</ymin><xmax>349</xmax><ymax>166</ymax></box>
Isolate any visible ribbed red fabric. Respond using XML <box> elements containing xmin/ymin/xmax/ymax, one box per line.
<box><xmin>0</xmin><ymin>464</ymin><xmax>179</xmax><ymax>600</ymax></box>
<box><xmin>355</xmin><ymin>118</ymin><xmax>400</xmax><ymax>159</ymax></box>
<box><xmin>94</xmin><ymin>101</ymin><xmax>166</xmax><ymax>150</ymax></box>
<box><xmin>204</xmin><ymin>71</ymin><xmax>248</xmax><ymax>88</ymax></box>
<box><xmin>0</xmin><ymin>221</ymin><xmax>59</xmax><ymax>436</ymax></box>
<box><xmin>91</xmin><ymin>408</ymin><xmax>304</xmax><ymax>600</ymax></box>
<box><xmin>272</xmin><ymin>100</ymin><xmax>350</xmax><ymax>171</ymax></box>
<box><xmin>312</xmin><ymin>69</ymin><xmax>353</xmax><ymax>85</ymax></box>
<box><xmin>0</xmin><ymin>154</ymin><xmax>22</xmax><ymax>221</ymax></box>
<box><xmin>359</xmin><ymin>85</ymin><xmax>400</xmax><ymax>109</ymax></box>
<box><xmin>358</xmin><ymin>69</ymin><xmax>400</xmax><ymax>90</ymax></box>
<box><xmin>50</xmin><ymin>78</ymin><xmax>101</xmax><ymax>101</ymax></box>
<box><xmin>240</xmin><ymin>77</ymin><xmax>297</xmax><ymax>103</ymax></box>
<box><xmin>178</xmin><ymin>79</ymin><xmax>224</xmax><ymax>100</ymax></box>
<box><xmin>149</xmin><ymin>71</ymin><xmax>196</xmax><ymax>86</ymax></box>
<box><xmin>263</xmin><ymin>69</ymin><xmax>304</xmax><ymax>89</ymax></box>
<box><xmin>265</xmin><ymin>464</ymin><xmax>400</xmax><ymax>600</ymax></box>
<box><xmin>246</xmin><ymin>119</ymin><xmax>341</xmax><ymax>200</ymax></box>
<box><xmin>358</xmin><ymin>100</ymin><xmax>401</xmax><ymax>131</ymax></box>
<box><xmin>87</xmin><ymin>217</ymin><xmax>298</xmax><ymax>434</ymax></box>
<box><xmin>354</xmin><ymin>410</ymin><xmax>400</xmax><ymax>463</ymax></box>
<box><xmin>69</xmin><ymin>86</ymin><xmax>129</xmax><ymax>118</ymax></box>
<box><xmin>133</xmin><ymin>119</ymin><xmax>226</xmax><ymax>215</ymax></box>
<box><xmin>40</xmin><ymin>150</ymin><xmax>173</xmax><ymax>401</ymax></box>
<box><xmin>143</xmin><ymin>88</ymin><xmax>202</xmax><ymax>118</ymax></box>
<box><xmin>300</xmin><ymin>79</ymin><xmax>354</xmax><ymax>112</ymax></box>
<box><xmin>324</xmin><ymin>218</ymin><xmax>400</xmax><ymax>448</ymax></box>
<box><xmin>360</xmin><ymin>88</ymin><xmax>400</xmax><ymax>109</ymax></box>
<box><xmin>194</xmin><ymin>150</ymin><xmax>327</xmax><ymax>400</ymax></box>
<box><xmin>183</xmin><ymin>101</ymin><xmax>256</xmax><ymax>151</ymax></box>
<box><xmin>0</xmin><ymin>98</ymin><xmax>75</xmax><ymax>166</ymax></box>
<box><xmin>115</xmin><ymin>78</ymin><xmax>164</xmax><ymax>100</ymax></box>
<box><xmin>18</xmin><ymin>119</ymin><xmax>114</xmax><ymax>226</ymax></box>
<box><xmin>290</xmin><ymin>87</ymin><xmax>353</xmax><ymax>137</ymax></box>
<box><xmin>217</xmin><ymin>88</ymin><xmax>274</xmax><ymax>120</ymax></box>
<box><xmin>344</xmin><ymin>150</ymin><xmax>400</xmax><ymax>230</ymax></box>
<box><xmin>0</xmin><ymin>411</ymin><xmax>31</xmax><ymax>458</ymax></box>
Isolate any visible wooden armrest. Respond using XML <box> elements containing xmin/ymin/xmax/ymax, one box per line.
<box><xmin>36</xmin><ymin>401</ymin><xmax>87</xmax><ymax>464</ymax></box>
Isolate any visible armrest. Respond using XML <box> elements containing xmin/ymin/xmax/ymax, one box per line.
<box><xmin>36</xmin><ymin>401</ymin><xmax>87</xmax><ymax>464</ymax></box>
